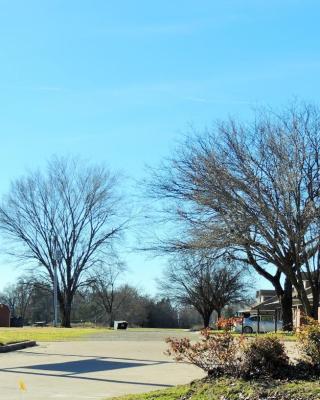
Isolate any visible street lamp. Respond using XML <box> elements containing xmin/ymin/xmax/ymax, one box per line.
<box><xmin>53</xmin><ymin>237</ymin><xmax>63</xmax><ymax>327</ymax></box>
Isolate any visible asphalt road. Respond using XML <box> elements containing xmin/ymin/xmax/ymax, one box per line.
<box><xmin>0</xmin><ymin>330</ymin><xmax>204</xmax><ymax>400</ymax></box>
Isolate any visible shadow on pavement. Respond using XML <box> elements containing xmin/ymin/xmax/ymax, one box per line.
<box><xmin>22</xmin><ymin>358</ymin><xmax>150</xmax><ymax>374</ymax></box>
<box><xmin>0</xmin><ymin>356</ymin><xmax>173</xmax><ymax>388</ymax></box>
<box><xmin>19</xmin><ymin>350</ymin><xmax>171</xmax><ymax>364</ymax></box>
<box><xmin>0</xmin><ymin>367</ymin><xmax>173</xmax><ymax>388</ymax></box>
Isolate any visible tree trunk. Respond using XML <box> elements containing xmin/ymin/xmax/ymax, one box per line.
<box><xmin>246</xmin><ymin>253</ymin><xmax>293</xmax><ymax>330</ymax></box>
<box><xmin>61</xmin><ymin>310</ymin><xmax>71</xmax><ymax>328</ymax></box>
<box><xmin>216</xmin><ymin>309</ymin><xmax>222</xmax><ymax>330</ymax></box>
<box><xmin>280</xmin><ymin>277</ymin><xmax>293</xmax><ymax>331</ymax></box>
<box><xmin>60</xmin><ymin>297</ymin><xmax>72</xmax><ymax>328</ymax></box>
<box><xmin>202</xmin><ymin>312</ymin><xmax>211</xmax><ymax>328</ymax></box>
<box><xmin>292</xmin><ymin>271</ymin><xmax>313</xmax><ymax>318</ymax></box>
<box><xmin>311</xmin><ymin>286</ymin><xmax>320</xmax><ymax>320</ymax></box>
<box><xmin>109</xmin><ymin>313</ymin><xmax>114</xmax><ymax>328</ymax></box>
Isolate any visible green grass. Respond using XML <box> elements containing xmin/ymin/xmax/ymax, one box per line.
<box><xmin>207</xmin><ymin>330</ymin><xmax>298</xmax><ymax>341</ymax></box>
<box><xmin>128</xmin><ymin>328</ymin><xmax>186</xmax><ymax>332</ymax></box>
<box><xmin>243</xmin><ymin>331</ymin><xmax>298</xmax><ymax>341</ymax></box>
<box><xmin>0</xmin><ymin>326</ymin><xmax>112</xmax><ymax>344</ymax></box>
<box><xmin>113</xmin><ymin>385</ymin><xmax>190</xmax><ymax>400</ymax></box>
<box><xmin>111</xmin><ymin>377</ymin><xmax>320</xmax><ymax>400</ymax></box>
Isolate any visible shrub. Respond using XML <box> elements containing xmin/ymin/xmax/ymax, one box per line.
<box><xmin>297</xmin><ymin>317</ymin><xmax>320</xmax><ymax>366</ymax></box>
<box><xmin>165</xmin><ymin>329</ymin><xmax>243</xmax><ymax>376</ymax></box>
<box><xmin>241</xmin><ymin>335</ymin><xmax>289</xmax><ymax>377</ymax></box>
<box><xmin>216</xmin><ymin>317</ymin><xmax>242</xmax><ymax>331</ymax></box>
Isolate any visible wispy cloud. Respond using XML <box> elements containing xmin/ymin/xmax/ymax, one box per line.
<box><xmin>182</xmin><ymin>96</ymin><xmax>209</xmax><ymax>103</ymax></box>
<box><xmin>182</xmin><ymin>96</ymin><xmax>254</xmax><ymax>106</ymax></box>
<box><xmin>97</xmin><ymin>22</ymin><xmax>199</xmax><ymax>37</ymax></box>
<box><xmin>93</xmin><ymin>80</ymin><xmax>253</xmax><ymax>108</ymax></box>
<box><xmin>0</xmin><ymin>84</ymin><xmax>65</xmax><ymax>93</ymax></box>
<box><xmin>94</xmin><ymin>14</ymin><xmax>248</xmax><ymax>38</ymax></box>
<box><xmin>35</xmin><ymin>86</ymin><xmax>64</xmax><ymax>92</ymax></box>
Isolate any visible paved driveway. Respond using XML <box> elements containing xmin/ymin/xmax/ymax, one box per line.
<box><xmin>0</xmin><ymin>331</ymin><xmax>204</xmax><ymax>400</ymax></box>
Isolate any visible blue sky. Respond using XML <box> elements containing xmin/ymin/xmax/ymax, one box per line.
<box><xmin>0</xmin><ymin>0</ymin><xmax>319</xmax><ymax>293</ymax></box>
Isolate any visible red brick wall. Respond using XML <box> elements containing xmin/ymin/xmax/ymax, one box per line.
<box><xmin>0</xmin><ymin>304</ymin><xmax>10</xmax><ymax>327</ymax></box>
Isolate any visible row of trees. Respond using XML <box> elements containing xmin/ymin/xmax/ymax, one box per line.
<box><xmin>0</xmin><ymin>275</ymin><xmax>205</xmax><ymax>328</ymax></box>
<box><xmin>159</xmin><ymin>252</ymin><xmax>251</xmax><ymax>327</ymax></box>
<box><xmin>0</xmin><ymin>158</ymin><xmax>249</xmax><ymax>328</ymax></box>
<box><xmin>1</xmin><ymin>102</ymin><xmax>319</xmax><ymax>329</ymax></box>
<box><xmin>148</xmin><ymin>103</ymin><xmax>320</xmax><ymax>330</ymax></box>
<box><xmin>0</xmin><ymin>257</ymin><xmax>247</xmax><ymax>328</ymax></box>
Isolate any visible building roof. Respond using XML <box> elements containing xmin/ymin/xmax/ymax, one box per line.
<box><xmin>251</xmin><ymin>295</ymin><xmax>280</xmax><ymax>311</ymax></box>
<box><xmin>256</xmin><ymin>290</ymin><xmax>277</xmax><ymax>295</ymax></box>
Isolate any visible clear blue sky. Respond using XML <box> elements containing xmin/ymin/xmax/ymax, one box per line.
<box><xmin>0</xmin><ymin>0</ymin><xmax>319</xmax><ymax>293</ymax></box>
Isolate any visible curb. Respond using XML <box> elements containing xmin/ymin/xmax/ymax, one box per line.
<box><xmin>0</xmin><ymin>341</ymin><xmax>37</xmax><ymax>353</ymax></box>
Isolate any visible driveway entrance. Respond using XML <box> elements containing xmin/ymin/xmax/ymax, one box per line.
<box><xmin>0</xmin><ymin>330</ymin><xmax>204</xmax><ymax>399</ymax></box>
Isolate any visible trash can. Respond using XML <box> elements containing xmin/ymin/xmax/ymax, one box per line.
<box><xmin>114</xmin><ymin>320</ymin><xmax>128</xmax><ymax>330</ymax></box>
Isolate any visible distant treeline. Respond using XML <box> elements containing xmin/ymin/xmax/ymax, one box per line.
<box><xmin>0</xmin><ymin>277</ymin><xmax>206</xmax><ymax>328</ymax></box>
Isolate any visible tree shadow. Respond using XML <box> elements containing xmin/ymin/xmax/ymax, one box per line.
<box><xmin>19</xmin><ymin>350</ymin><xmax>171</xmax><ymax>364</ymax></box>
<box><xmin>22</xmin><ymin>358</ymin><xmax>150</xmax><ymax>374</ymax></box>
<box><xmin>0</xmin><ymin>366</ymin><xmax>173</xmax><ymax>388</ymax></box>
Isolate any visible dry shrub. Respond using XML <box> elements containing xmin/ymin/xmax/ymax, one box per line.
<box><xmin>241</xmin><ymin>335</ymin><xmax>289</xmax><ymax>377</ymax></box>
<box><xmin>166</xmin><ymin>327</ymin><xmax>320</xmax><ymax>380</ymax></box>
<box><xmin>216</xmin><ymin>317</ymin><xmax>242</xmax><ymax>331</ymax></box>
<box><xmin>165</xmin><ymin>329</ymin><xmax>243</xmax><ymax>376</ymax></box>
<box><xmin>297</xmin><ymin>317</ymin><xmax>320</xmax><ymax>366</ymax></box>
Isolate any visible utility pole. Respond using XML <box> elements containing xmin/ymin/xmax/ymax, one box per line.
<box><xmin>53</xmin><ymin>258</ymin><xmax>58</xmax><ymax>327</ymax></box>
<box><xmin>53</xmin><ymin>236</ymin><xmax>62</xmax><ymax>327</ymax></box>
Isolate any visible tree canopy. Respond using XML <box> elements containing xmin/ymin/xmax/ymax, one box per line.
<box><xmin>0</xmin><ymin>157</ymin><xmax>128</xmax><ymax>327</ymax></box>
<box><xmin>149</xmin><ymin>103</ymin><xmax>320</xmax><ymax>329</ymax></box>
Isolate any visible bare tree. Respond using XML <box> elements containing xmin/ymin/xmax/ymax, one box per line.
<box><xmin>148</xmin><ymin>103</ymin><xmax>320</xmax><ymax>329</ymax></box>
<box><xmin>113</xmin><ymin>285</ymin><xmax>151</xmax><ymax>326</ymax></box>
<box><xmin>89</xmin><ymin>261</ymin><xmax>127</xmax><ymax>327</ymax></box>
<box><xmin>0</xmin><ymin>284</ymin><xmax>17</xmax><ymax>315</ymax></box>
<box><xmin>0</xmin><ymin>275</ymin><xmax>35</xmax><ymax>320</ymax></box>
<box><xmin>158</xmin><ymin>252</ymin><xmax>251</xmax><ymax>328</ymax></box>
<box><xmin>0</xmin><ymin>157</ymin><xmax>128</xmax><ymax>327</ymax></box>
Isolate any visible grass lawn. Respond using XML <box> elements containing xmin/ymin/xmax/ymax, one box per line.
<box><xmin>112</xmin><ymin>377</ymin><xmax>320</xmax><ymax>400</ymax></box>
<box><xmin>0</xmin><ymin>326</ymin><xmax>112</xmax><ymax>345</ymax></box>
<box><xmin>0</xmin><ymin>326</ymin><xmax>298</xmax><ymax>345</ymax></box>
<box><xmin>208</xmin><ymin>330</ymin><xmax>298</xmax><ymax>341</ymax></box>
<box><xmin>128</xmin><ymin>328</ymin><xmax>187</xmax><ymax>332</ymax></box>
<box><xmin>243</xmin><ymin>331</ymin><xmax>298</xmax><ymax>341</ymax></box>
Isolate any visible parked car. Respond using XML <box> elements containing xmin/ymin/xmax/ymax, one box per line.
<box><xmin>234</xmin><ymin>315</ymin><xmax>283</xmax><ymax>333</ymax></box>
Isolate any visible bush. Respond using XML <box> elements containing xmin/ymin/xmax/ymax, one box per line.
<box><xmin>165</xmin><ymin>329</ymin><xmax>320</xmax><ymax>381</ymax></box>
<box><xmin>216</xmin><ymin>317</ymin><xmax>242</xmax><ymax>331</ymax></box>
<box><xmin>165</xmin><ymin>329</ymin><xmax>243</xmax><ymax>376</ymax></box>
<box><xmin>241</xmin><ymin>335</ymin><xmax>289</xmax><ymax>377</ymax></box>
<box><xmin>297</xmin><ymin>317</ymin><xmax>320</xmax><ymax>366</ymax></box>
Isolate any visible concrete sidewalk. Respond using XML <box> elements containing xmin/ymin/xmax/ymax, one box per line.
<box><xmin>0</xmin><ymin>335</ymin><xmax>204</xmax><ymax>400</ymax></box>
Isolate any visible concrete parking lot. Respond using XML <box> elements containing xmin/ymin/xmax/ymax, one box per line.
<box><xmin>0</xmin><ymin>330</ymin><xmax>204</xmax><ymax>400</ymax></box>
